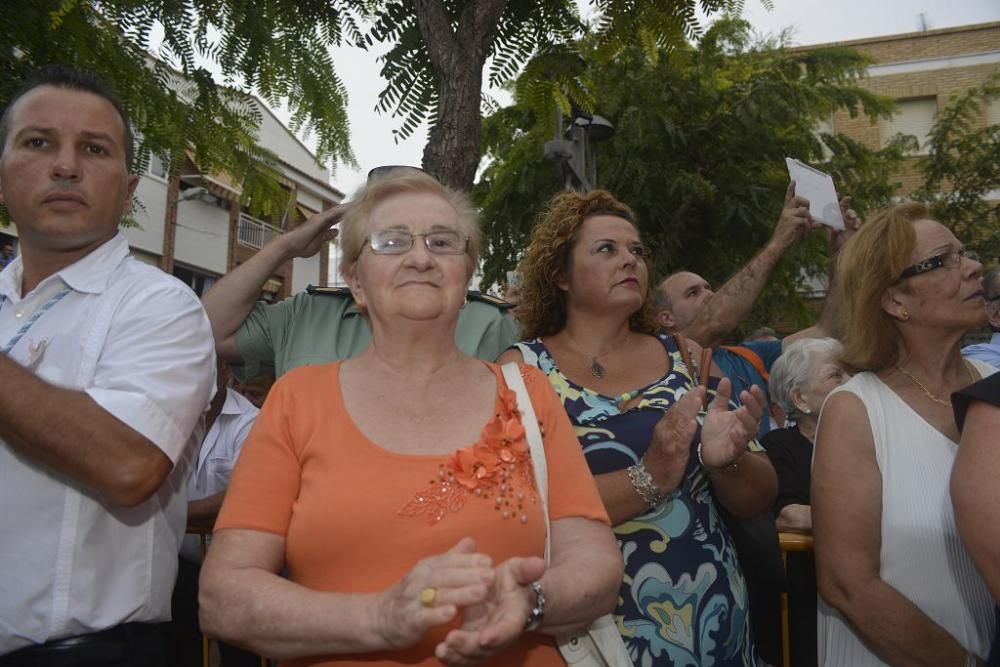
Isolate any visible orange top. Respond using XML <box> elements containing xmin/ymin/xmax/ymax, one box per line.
<box><xmin>216</xmin><ymin>361</ymin><xmax>610</xmax><ymax>667</ymax></box>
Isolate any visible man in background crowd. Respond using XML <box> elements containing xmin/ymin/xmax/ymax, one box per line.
<box><xmin>0</xmin><ymin>242</ymin><xmax>14</xmax><ymax>270</ymax></box>
<box><xmin>963</xmin><ymin>267</ymin><xmax>1000</xmax><ymax>368</ymax></box>
<box><xmin>203</xmin><ymin>169</ymin><xmax>517</xmax><ymax>380</ymax></box>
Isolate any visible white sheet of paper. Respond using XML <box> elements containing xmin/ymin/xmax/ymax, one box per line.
<box><xmin>785</xmin><ymin>158</ymin><xmax>845</xmax><ymax>230</ymax></box>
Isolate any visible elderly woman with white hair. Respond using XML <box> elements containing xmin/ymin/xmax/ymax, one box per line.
<box><xmin>763</xmin><ymin>337</ymin><xmax>849</xmax><ymax>667</ymax></box>
<box><xmin>199</xmin><ymin>168</ymin><xmax>623</xmax><ymax>667</ymax></box>
<box><xmin>764</xmin><ymin>337</ymin><xmax>849</xmax><ymax>534</ymax></box>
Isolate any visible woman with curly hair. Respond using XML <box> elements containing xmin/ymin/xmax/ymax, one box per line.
<box><xmin>498</xmin><ymin>190</ymin><xmax>777</xmax><ymax>666</ymax></box>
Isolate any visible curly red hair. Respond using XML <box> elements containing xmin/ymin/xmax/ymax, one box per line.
<box><xmin>517</xmin><ymin>190</ymin><xmax>659</xmax><ymax>339</ymax></box>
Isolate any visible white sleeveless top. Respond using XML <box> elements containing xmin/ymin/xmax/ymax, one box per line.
<box><xmin>816</xmin><ymin>362</ymin><xmax>997</xmax><ymax>665</ymax></box>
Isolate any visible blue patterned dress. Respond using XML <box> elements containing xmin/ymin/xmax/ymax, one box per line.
<box><xmin>515</xmin><ymin>335</ymin><xmax>758</xmax><ymax>667</ymax></box>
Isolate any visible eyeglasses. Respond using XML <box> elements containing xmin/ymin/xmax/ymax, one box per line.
<box><xmin>365</xmin><ymin>229</ymin><xmax>469</xmax><ymax>255</ymax></box>
<box><xmin>898</xmin><ymin>248</ymin><xmax>980</xmax><ymax>280</ymax></box>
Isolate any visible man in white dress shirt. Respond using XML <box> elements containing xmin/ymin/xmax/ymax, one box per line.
<box><xmin>0</xmin><ymin>66</ymin><xmax>215</xmax><ymax>665</ymax></box>
<box><xmin>171</xmin><ymin>365</ymin><xmax>260</xmax><ymax>666</ymax></box>
<box><xmin>183</xmin><ymin>371</ymin><xmax>260</xmax><ymax>544</ymax></box>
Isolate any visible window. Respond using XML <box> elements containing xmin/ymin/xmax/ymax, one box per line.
<box><xmin>879</xmin><ymin>98</ymin><xmax>938</xmax><ymax>154</ymax></box>
<box><xmin>988</xmin><ymin>98</ymin><xmax>1000</xmax><ymax>127</ymax></box>
<box><xmin>172</xmin><ymin>264</ymin><xmax>217</xmax><ymax>297</ymax></box>
<box><xmin>148</xmin><ymin>152</ymin><xmax>168</xmax><ymax>179</ymax></box>
<box><xmin>813</xmin><ymin>113</ymin><xmax>835</xmax><ymax>158</ymax></box>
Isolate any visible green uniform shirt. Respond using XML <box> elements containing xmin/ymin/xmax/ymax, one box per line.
<box><xmin>233</xmin><ymin>286</ymin><xmax>519</xmax><ymax>379</ymax></box>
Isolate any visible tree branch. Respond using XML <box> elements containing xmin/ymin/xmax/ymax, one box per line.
<box><xmin>458</xmin><ymin>0</ymin><xmax>509</xmax><ymax>63</ymax></box>
<box><xmin>412</xmin><ymin>0</ymin><xmax>460</xmax><ymax>75</ymax></box>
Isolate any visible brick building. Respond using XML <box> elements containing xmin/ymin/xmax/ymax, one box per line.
<box><xmin>762</xmin><ymin>22</ymin><xmax>999</xmax><ymax>335</ymax></box>
<box><xmin>799</xmin><ymin>21</ymin><xmax>1000</xmax><ymax>196</ymax></box>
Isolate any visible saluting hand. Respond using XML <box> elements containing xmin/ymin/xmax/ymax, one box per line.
<box><xmin>282</xmin><ymin>204</ymin><xmax>346</xmax><ymax>259</ymax></box>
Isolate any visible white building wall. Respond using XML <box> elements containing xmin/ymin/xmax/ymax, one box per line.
<box><xmin>174</xmin><ymin>200</ymin><xmax>230</xmax><ymax>275</ymax></box>
<box><xmin>292</xmin><ymin>254</ymin><xmax>321</xmax><ymax>292</ymax></box>
<box><xmin>254</xmin><ymin>100</ymin><xmax>330</xmax><ymax>185</ymax></box>
<box><xmin>127</xmin><ymin>176</ymin><xmax>168</xmax><ymax>257</ymax></box>
<box><xmin>296</xmin><ymin>188</ymin><xmax>325</xmax><ymax>213</ymax></box>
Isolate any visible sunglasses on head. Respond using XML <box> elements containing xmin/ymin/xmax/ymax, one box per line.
<box><xmin>366</xmin><ymin>165</ymin><xmax>427</xmax><ymax>182</ymax></box>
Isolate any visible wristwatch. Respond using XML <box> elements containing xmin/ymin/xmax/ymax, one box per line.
<box><xmin>524</xmin><ymin>581</ymin><xmax>546</xmax><ymax>632</ymax></box>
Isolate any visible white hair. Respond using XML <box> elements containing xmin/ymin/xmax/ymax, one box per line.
<box><xmin>769</xmin><ymin>337</ymin><xmax>843</xmax><ymax>419</ymax></box>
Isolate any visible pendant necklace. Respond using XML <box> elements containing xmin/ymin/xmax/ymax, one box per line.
<box><xmin>562</xmin><ymin>332</ymin><xmax>643</xmax><ymax>408</ymax></box>
<box><xmin>564</xmin><ymin>332</ymin><xmax>630</xmax><ymax>379</ymax></box>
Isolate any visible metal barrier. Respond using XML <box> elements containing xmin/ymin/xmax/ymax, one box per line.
<box><xmin>778</xmin><ymin>532</ymin><xmax>814</xmax><ymax>667</ymax></box>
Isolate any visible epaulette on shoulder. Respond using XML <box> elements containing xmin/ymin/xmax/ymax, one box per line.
<box><xmin>466</xmin><ymin>290</ymin><xmax>514</xmax><ymax>309</ymax></box>
<box><xmin>306</xmin><ymin>285</ymin><xmax>354</xmax><ymax>297</ymax></box>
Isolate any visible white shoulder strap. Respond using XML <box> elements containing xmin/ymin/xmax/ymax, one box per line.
<box><xmin>501</xmin><ymin>362</ymin><xmax>551</xmax><ymax>564</ymax></box>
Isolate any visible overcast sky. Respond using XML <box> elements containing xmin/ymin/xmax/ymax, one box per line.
<box><xmin>318</xmin><ymin>0</ymin><xmax>999</xmax><ymax>196</ymax></box>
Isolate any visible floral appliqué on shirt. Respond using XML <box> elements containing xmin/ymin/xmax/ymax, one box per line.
<box><xmin>400</xmin><ymin>387</ymin><xmax>539</xmax><ymax>524</ymax></box>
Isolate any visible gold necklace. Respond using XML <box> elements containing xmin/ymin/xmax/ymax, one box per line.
<box><xmin>894</xmin><ymin>361</ymin><xmax>977</xmax><ymax>408</ymax></box>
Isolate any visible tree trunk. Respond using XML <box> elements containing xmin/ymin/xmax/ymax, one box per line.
<box><xmin>412</xmin><ymin>0</ymin><xmax>507</xmax><ymax>192</ymax></box>
<box><xmin>422</xmin><ymin>65</ymin><xmax>485</xmax><ymax>191</ymax></box>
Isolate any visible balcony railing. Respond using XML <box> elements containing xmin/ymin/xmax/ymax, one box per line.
<box><xmin>237</xmin><ymin>213</ymin><xmax>281</xmax><ymax>250</ymax></box>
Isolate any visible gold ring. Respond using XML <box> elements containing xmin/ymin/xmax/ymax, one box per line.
<box><xmin>419</xmin><ymin>587</ymin><xmax>437</xmax><ymax>607</ymax></box>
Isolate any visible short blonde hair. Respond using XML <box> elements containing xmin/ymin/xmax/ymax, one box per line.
<box><xmin>338</xmin><ymin>168</ymin><xmax>480</xmax><ymax>280</ymax></box>
<box><xmin>518</xmin><ymin>189</ymin><xmax>658</xmax><ymax>339</ymax></box>
<box><xmin>837</xmin><ymin>202</ymin><xmax>927</xmax><ymax>371</ymax></box>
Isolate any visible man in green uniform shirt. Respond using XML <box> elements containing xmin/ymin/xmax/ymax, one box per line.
<box><xmin>203</xmin><ymin>201</ymin><xmax>518</xmax><ymax>379</ymax></box>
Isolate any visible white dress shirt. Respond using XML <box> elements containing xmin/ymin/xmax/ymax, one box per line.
<box><xmin>962</xmin><ymin>332</ymin><xmax>1000</xmax><ymax>369</ymax></box>
<box><xmin>187</xmin><ymin>388</ymin><xmax>259</xmax><ymax>502</ymax></box>
<box><xmin>180</xmin><ymin>388</ymin><xmax>259</xmax><ymax>561</ymax></box>
<box><xmin>0</xmin><ymin>233</ymin><xmax>215</xmax><ymax>655</ymax></box>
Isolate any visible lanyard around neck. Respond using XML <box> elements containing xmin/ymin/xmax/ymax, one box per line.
<box><xmin>1</xmin><ymin>286</ymin><xmax>72</xmax><ymax>355</ymax></box>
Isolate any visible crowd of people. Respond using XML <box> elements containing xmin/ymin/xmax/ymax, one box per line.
<box><xmin>2</xmin><ymin>64</ymin><xmax>999</xmax><ymax>667</ymax></box>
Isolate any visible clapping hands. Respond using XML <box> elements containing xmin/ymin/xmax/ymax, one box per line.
<box><xmin>434</xmin><ymin>555</ymin><xmax>546</xmax><ymax>665</ymax></box>
<box><xmin>374</xmin><ymin>537</ymin><xmax>495</xmax><ymax>651</ymax></box>
<box><xmin>698</xmin><ymin>378</ymin><xmax>765</xmax><ymax>469</ymax></box>
<box><xmin>374</xmin><ymin>537</ymin><xmax>547</xmax><ymax>665</ymax></box>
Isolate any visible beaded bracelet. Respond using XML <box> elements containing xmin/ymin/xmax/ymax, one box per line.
<box><xmin>626</xmin><ymin>459</ymin><xmax>667</xmax><ymax>508</ymax></box>
<box><xmin>697</xmin><ymin>441</ymin><xmax>744</xmax><ymax>474</ymax></box>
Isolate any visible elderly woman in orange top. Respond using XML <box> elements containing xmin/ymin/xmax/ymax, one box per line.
<box><xmin>199</xmin><ymin>169</ymin><xmax>623</xmax><ymax>667</ymax></box>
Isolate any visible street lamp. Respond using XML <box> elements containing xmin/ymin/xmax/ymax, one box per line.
<box><xmin>543</xmin><ymin>108</ymin><xmax>616</xmax><ymax>192</ymax></box>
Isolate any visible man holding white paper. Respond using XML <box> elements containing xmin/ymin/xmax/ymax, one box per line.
<box><xmin>655</xmin><ymin>180</ymin><xmax>860</xmax><ymax>435</ymax></box>
<box><xmin>654</xmin><ymin>178</ymin><xmax>859</xmax><ymax>666</ymax></box>
<box><xmin>786</xmin><ymin>157</ymin><xmax>847</xmax><ymax>231</ymax></box>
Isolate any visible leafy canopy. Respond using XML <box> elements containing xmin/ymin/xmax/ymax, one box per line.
<box><xmin>1</xmin><ymin>0</ymin><xmax>361</xmax><ymax>220</ymax></box>
<box><xmin>475</xmin><ymin>18</ymin><xmax>908</xmax><ymax>332</ymax></box>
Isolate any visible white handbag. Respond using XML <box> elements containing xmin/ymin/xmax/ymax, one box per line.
<box><xmin>501</xmin><ymin>363</ymin><xmax>633</xmax><ymax>667</ymax></box>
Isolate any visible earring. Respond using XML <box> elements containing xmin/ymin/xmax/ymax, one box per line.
<box><xmin>901</xmin><ymin>307</ymin><xmax>910</xmax><ymax>321</ymax></box>
<box><xmin>802</xmin><ymin>408</ymin><xmax>812</xmax><ymax>415</ymax></box>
